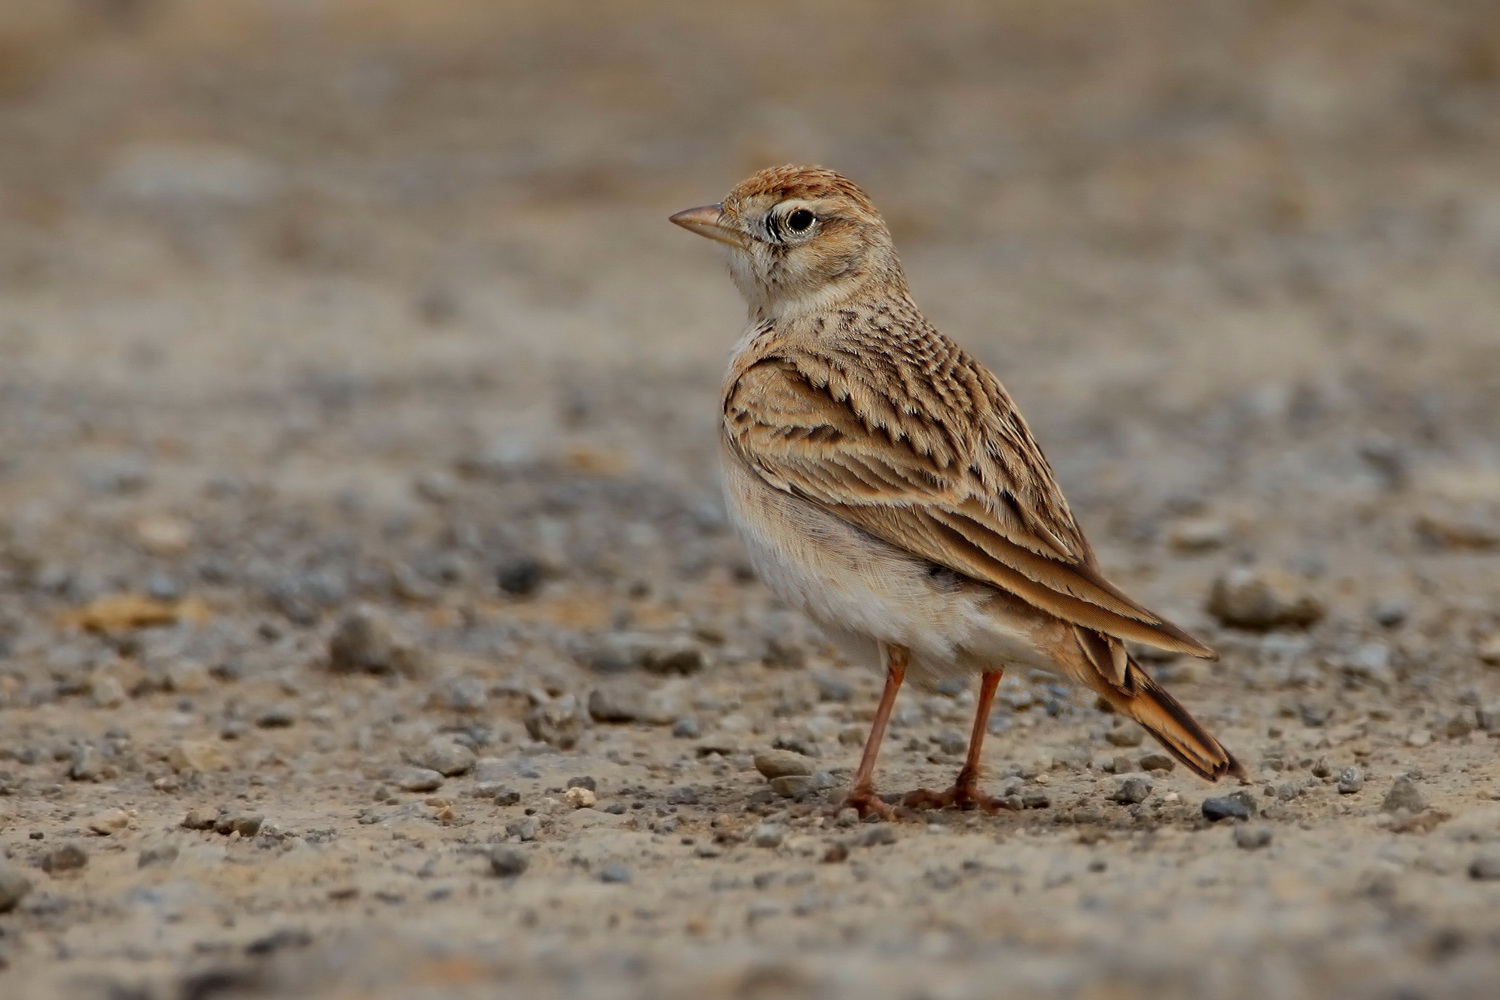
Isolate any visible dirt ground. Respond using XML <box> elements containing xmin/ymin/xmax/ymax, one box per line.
<box><xmin>2</xmin><ymin>2</ymin><xmax>1500</xmax><ymax>998</ymax></box>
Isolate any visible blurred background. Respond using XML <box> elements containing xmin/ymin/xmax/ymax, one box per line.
<box><xmin>2</xmin><ymin>3</ymin><xmax>1500</xmax><ymax>998</ymax></box>
<box><xmin>2</xmin><ymin>0</ymin><xmax>1498</xmax><ymax>572</ymax></box>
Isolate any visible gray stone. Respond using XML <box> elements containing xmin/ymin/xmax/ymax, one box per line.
<box><xmin>41</xmin><ymin>844</ymin><xmax>88</xmax><ymax>874</ymax></box>
<box><xmin>409</xmin><ymin>738</ymin><xmax>475</xmax><ymax>777</ymax></box>
<box><xmin>182</xmin><ymin>806</ymin><xmax>220</xmax><ymax>830</ymax></box>
<box><xmin>751</xmin><ymin>823</ymin><xmax>785</xmax><ymax>848</ymax></box>
<box><xmin>1110</xmin><ymin>776</ymin><xmax>1153</xmax><ymax>805</ymax></box>
<box><xmin>1468</xmin><ymin>853</ymin><xmax>1500</xmax><ymax>881</ymax></box>
<box><xmin>587</xmin><ymin>681</ymin><xmax>677</xmax><ymax>726</ymax></box>
<box><xmin>769</xmin><ymin>775</ymin><xmax>814</xmax><ymax>799</ymax></box>
<box><xmin>598</xmin><ymin>864</ymin><xmax>631</xmax><ymax>884</ymax></box>
<box><xmin>393</xmin><ymin>767</ymin><xmax>445</xmax><ymax>793</ymax></box>
<box><xmin>506</xmin><ymin>818</ymin><xmax>539</xmax><ymax>842</ymax></box>
<box><xmin>215</xmin><ymin>814</ymin><xmax>264</xmax><ymax>837</ymax></box>
<box><xmin>585</xmin><ymin>632</ymin><xmax>707</xmax><ymax>676</ymax></box>
<box><xmin>1337</xmin><ymin>766</ymin><xmax>1365</xmax><ymax>794</ymax></box>
<box><xmin>489</xmin><ymin>848</ymin><xmax>529</xmax><ymax>878</ymax></box>
<box><xmin>1168</xmin><ymin>518</ymin><xmax>1232</xmax><ymax>553</ymax></box>
<box><xmin>87</xmin><ymin>809</ymin><xmax>131</xmax><ymax>835</ymax></box>
<box><xmin>1202</xmin><ymin>792</ymin><xmax>1257</xmax><ymax>822</ymax></box>
<box><xmin>496</xmin><ymin>556</ymin><xmax>545</xmax><ymax>597</ymax></box>
<box><xmin>1234</xmin><ymin>825</ymin><xmax>1272</xmax><ymax>850</ymax></box>
<box><xmin>0</xmin><ymin>862</ymin><xmax>32</xmax><ymax>912</ymax></box>
<box><xmin>138</xmin><ymin>845</ymin><xmax>179</xmax><ymax>869</ymax></box>
<box><xmin>255</xmin><ymin>704</ymin><xmax>296</xmax><ymax>729</ymax></box>
<box><xmin>1139</xmin><ymin>753</ymin><xmax>1176</xmax><ymax>773</ymax></box>
<box><xmin>1206</xmin><ymin>567</ymin><xmax>1325</xmax><ymax>631</ymax></box>
<box><xmin>1105</xmin><ymin>725</ymin><xmax>1144</xmax><ymax>747</ymax></box>
<box><xmin>1416</xmin><ymin>512</ymin><xmax>1500</xmax><ymax>551</ymax></box>
<box><xmin>327</xmin><ymin>607</ymin><xmax>424</xmax><ymax>676</ymax></box>
<box><xmin>667</xmin><ymin>785</ymin><xmax>700</xmax><ymax>805</ymax></box>
<box><xmin>525</xmin><ymin>693</ymin><xmax>585</xmax><ymax>749</ymax></box>
<box><xmin>69</xmin><ymin>745</ymin><xmax>112</xmax><ymax>782</ymax></box>
<box><xmin>754</xmin><ymin>749</ymin><xmax>815</xmax><ymax>780</ymax></box>
<box><xmin>1381</xmin><ymin>775</ymin><xmax>1428</xmax><ymax>814</ymax></box>
<box><xmin>931</xmin><ymin>731</ymin><xmax>968</xmax><ymax>756</ymax></box>
<box><xmin>671</xmin><ymin>717</ymin><xmax>702</xmax><ymax>739</ymax></box>
<box><xmin>1370</xmin><ymin>599</ymin><xmax>1409</xmax><ymax>628</ymax></box>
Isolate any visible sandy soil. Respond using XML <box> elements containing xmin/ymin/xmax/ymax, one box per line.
<box><xmin>2</xmin><ymin>2</ymin><xmax>1500</xmax><ymax>998</ymax></box>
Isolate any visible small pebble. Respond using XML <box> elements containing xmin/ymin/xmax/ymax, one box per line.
<box><xmin>1202</xmin><ymin>793</ymin><xmax>1256</xmax><ymax>822</ymax></box>
<box><xmin>506</xmin><ymin>818</ymin><xmax>538</xmax><ymax>842</ymax></box>
<box><xmin>489</xmin><ymin>848</ymin><xmax>528</xmax><ymax>878</ymax></box>
<box><xmin>41</xmin><ymin>844</ymin><xmax>88</xmax><ymax>874</ymax></box>
<box><xmin>216</xmin><ymin>814</ymin><xmax>264</xmax><ymax>837</ymax></box>
<box><xmin>752</xmin><ymin>823</ymin><xmax>785</xmax><ymax>848</ymax></box>
<box><xmin>409</xmin><ymin>738</ymin><xmax>476</xmax><ymax>777</ymax></box>
<box><xmin>1337</xmin><ymin>767</ymin><xmax>1364</xmax><ymax>794</ymax></box>
<box><xmin>564</xmin><ymin>787</ymin><xmax>597</xmax><ymax>809</ymax></box>
<box><xmin>138</xmin><ymin>846</ymin><xmax>179</xmax><ymax>870</ymax></box>
<box><xmin>754</xmin><ymin>750</ymin><xmax>815</xmax><ymax>780</ymax></box>
<box><xmin>0</xmin><ymin>862</ymin><xmax>33</xmax><ymax>913</ymax></box>
<box><xmin>1138</xmin><ymin>753</ymin><xmax>1176</xmax><ymax>773</ymax></box>
<box><xmin>671</xmin><ymin>717</ymin><xmax>702</xmax><ymax>739</ymax></box>
<box><xmin>1234</xmin><ymin>825</ymin><xmax>1272</xmax><ymax>850</ymax></box>
<box><xmin>525</xmin><ymin>694</ymin><xmax>585</xmax><ymax>748</ymax></box>
<box><xmin>1381</xmin><ymin>775</ymin><xmax>1428</xmax><ymax>814</ymax></box>
<box><xmin>769</xmin><ymin>775</ymin><xmax>813</xmax><ymax>799</ymax></box>
<box><xmin>1468</xmin><ymin>853</ymin><xmax>1500</xmax><ymax>881</ymax></box>
<box><xmin>1110</xmin><ymin>776</ymin><xmax>1153</xmax><ymax>805</ymax></box>
<box><xmin>86</xmin><ymin>809</ymin><xmax>131</xmax><ymax>835</ymax></box>
<box><xmin>255</xmin><ymin>705</ymin><xmax>296</xmax><ymax>729</ymax></box>
<box><xmin>182</xmin><ymin>807</ymin><xmax>220</xmax><ymax>830</ymax></box>
<box><xmin>1370</xmin><ymin>599</ymin><xmax>1409</xmax><ymax>628</ymax></box>
<box><xmin>394</xmin><ymin>767</ymin><xmax>445</xmax><ymax>793</ymax></box>
<box><xmin>931</xmin><ymin>731</ymin><xmax>967</xmax><ymax>756</ymax></box>
<box><xmin>496</xmin><ymin>556</ymin><xmax>546</xmax><ymax>597</ymax></box>
<box><xmin>857</xmin><ymin>825</ymin><xmax>898</xmax><ymax>847</ymax></box>
<box><xmin>327</xmin><ymin>607</ymin><xmax>425</xmax><ymax>677</ymax></box>
<box><xmin>1105</xmin><ymin>726</ymin><xmax>1144</xmax><ymax>748</ymax></box>
<box><xmin>69</xmin><ymin>746</ymin><xmax>112</xmax><ymax>782</ymax></box>
<box><xmin>1206</xmin><ymin>566</ymin><xmax>1325</xmax><ymax>631</ymax></box>
<box><xmin>599</xmin><ymin>864</ymin><xmax>632</xmax><ymax>884</ymax></box>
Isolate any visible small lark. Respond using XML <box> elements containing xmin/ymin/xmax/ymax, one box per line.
<box><xmin>672</xmin><ymin>165</ymin><xmax>1244</xmax><ymax>819</ymax></box>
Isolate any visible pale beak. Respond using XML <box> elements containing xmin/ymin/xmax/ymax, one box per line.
<box><xmin>669</xmin><ymin>204</ymin><xmax>748</xmax><ymax>249</ymax></box>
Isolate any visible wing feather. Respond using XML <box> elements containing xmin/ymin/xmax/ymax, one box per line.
<box><xmin>724</xmin><ymin>352</ymin><xmax>1214</xmax><ymax>663</ymax></box>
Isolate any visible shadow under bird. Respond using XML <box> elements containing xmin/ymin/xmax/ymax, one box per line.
<box><xmin>671</xmin><ymin>165</ymin><xmax>1245</xmax><ymax>820</ymax></box>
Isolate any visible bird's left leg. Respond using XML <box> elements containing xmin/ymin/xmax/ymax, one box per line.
<box><xmin>902</xmin><ymin>669</ymin><xmax>1014</xmax><ymax>812</ymax></box>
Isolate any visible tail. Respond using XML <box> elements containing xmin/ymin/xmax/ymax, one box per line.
<box><xmin>1074</xmin><ymin>629</ymin><xmax>1246</xmax><ymax>781</ymax></box>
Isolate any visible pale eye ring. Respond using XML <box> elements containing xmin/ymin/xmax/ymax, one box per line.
<box><xmin>785</xmin><ymin>208</ymin><xmax>815</xmax><ymax>233</ymax></box>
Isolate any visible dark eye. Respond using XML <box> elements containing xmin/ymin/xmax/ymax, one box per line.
<box><xmin>785</xmin><ymin>208</ymin><xmax>815</xmax><ymax>232</ymax></box>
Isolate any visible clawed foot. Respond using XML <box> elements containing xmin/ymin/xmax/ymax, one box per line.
<box><xmin>833</xmin><ymin>787</ymin><xmax>905</xmax><ymax>822</ymax></box>
<box><xmin>900</xmin><ymin>783</ymin><xmax>1015</xmax><ymax>814</ymax></box>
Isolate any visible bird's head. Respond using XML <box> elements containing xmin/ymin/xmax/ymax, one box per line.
<box><xmin>670</xmin><ymin>165</ymin><xmax>903</xmax><ymax>320</ymax></box>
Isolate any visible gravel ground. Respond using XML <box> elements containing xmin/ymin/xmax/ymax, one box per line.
<box><xmin>2</xmin><ymin>3</ymin><xmax>1500</xmax><ymax>998</ymax></box>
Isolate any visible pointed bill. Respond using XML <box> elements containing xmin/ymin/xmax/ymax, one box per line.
<box><xmin>669</xmin><ymin>204</ymin><xmax>747</xmax><ymax>249</ymax></box>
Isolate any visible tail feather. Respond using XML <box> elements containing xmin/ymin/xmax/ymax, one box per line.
<box><xmin>1073</xmin><ymin>628</ymin><xmax>1244</xmax><ymax>781</ymax></box>
<box><xmin>1097</xmin><ymin>662</ymin><xmax>1246</xmax><ymax>781</ymax></box>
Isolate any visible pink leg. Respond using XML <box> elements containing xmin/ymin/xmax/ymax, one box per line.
<box><xmin>841</xmin><ymin>645</ymin><xmax>908</xmax><ymax>821</ymax></box>
<box><xmin>903</xmin><ymin>670</ymin><xmax>1014</xmax><ymax>812</ymax></box>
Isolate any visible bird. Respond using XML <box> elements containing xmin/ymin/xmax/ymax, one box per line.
<box><xmin>670</xmin><ymin>165</ymin><xmax>1244</xmax><ymax>819</ymax></box>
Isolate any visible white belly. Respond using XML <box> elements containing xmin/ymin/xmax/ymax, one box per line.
<box><xmin>720</xmin><ymin>444</ymin><xmax>1051</xmax><ymax>685</ymax></box>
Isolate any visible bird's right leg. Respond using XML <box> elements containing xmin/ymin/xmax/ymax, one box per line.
<box><xmin>840</xmin><ymin>643</ymin><xmax>908</xmax><ymax>821</ymax></box>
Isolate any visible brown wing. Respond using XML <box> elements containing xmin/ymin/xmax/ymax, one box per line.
<box><xmin>723</xmin><ymin>351</ymin><xmax>1215</xmax><ymax>672</ymax></box>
